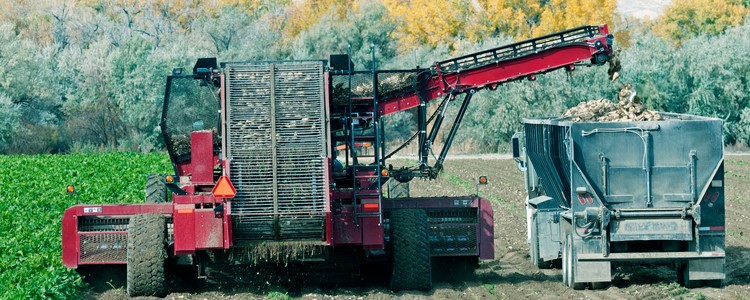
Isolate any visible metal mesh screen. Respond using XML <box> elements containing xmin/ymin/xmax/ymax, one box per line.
<box><xmin>225</xmin><ymin>61</ymin><xmax>327</xmax><ymax>241</ymax></box>
<box><xmin>330</xmin><ymin>71</ymin><xmax>420</xmax><ymax>107</ymax></box>
<box><xmin>80</xmin><ymin>233</ymin><xmax>127</xmax><ymax>263</ymax></box>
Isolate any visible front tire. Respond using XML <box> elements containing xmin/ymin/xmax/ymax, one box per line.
<box><xmin>127</xmin><ymin>214</ymin><xmax>167</xmax><ymax>296</ymax></box>
<box><xmin>390</xmin><ymin>209</ymin><xmax>432</xmax><ymax>291</ymax></box>
<box><xmin>145</xmin><ymin>174</ymin><xmax>167</xmax><ymax>203</ymax></box>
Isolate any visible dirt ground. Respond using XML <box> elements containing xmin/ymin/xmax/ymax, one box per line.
<box><xmin>85</xmin><ymin>156</ymin><xmax>750</xmax><ymax>300</ymax></box>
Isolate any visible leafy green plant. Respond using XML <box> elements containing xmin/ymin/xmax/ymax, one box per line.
<box><xmin>483</xmin><ymin>283</ymin><xmax>496</xmax><ymax>295</ymax></box>
<box><xmin>0</xmin><ymin>152</ymin><xmax>172</xmax><ymax>299</ymax></box>
<box><xmin>267</xmin><ymin>291</ymin><xmax>293</xmax><ymax>300</ymax></box>
<box><xmin>664</xmin><ymin>282</ymin><xmax>688</xmax><ymax>296</ymax></box>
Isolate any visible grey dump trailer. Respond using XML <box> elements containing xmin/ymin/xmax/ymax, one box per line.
<box><xmin>513</xmin><ymin>113</ymin><xmax>725</xmax><ymax>289</ymax></box>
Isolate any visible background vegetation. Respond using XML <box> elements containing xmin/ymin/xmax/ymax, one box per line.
<box><xmin>0</xmin><ymin>0</ymin><xmax>748</xmax><ymax>155</ymax></box>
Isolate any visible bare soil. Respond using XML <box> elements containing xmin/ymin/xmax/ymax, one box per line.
<box><xmin>83</xmin><ymin>156</ymin><xmax>750</xmax><ymax>299</ymax></box>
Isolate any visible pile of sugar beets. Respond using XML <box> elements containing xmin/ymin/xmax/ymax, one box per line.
<box><xmin>563</xmin><ymin>83</ymin><xmax>663</xmax><ymax>122</ymax></box>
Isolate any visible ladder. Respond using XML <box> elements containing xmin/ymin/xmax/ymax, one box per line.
<box><xmin>347</xmin><ymin>46</ymin><xmax>383</xmax><ymax>226</ymax></box>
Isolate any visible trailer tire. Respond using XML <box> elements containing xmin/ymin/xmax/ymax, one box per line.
<box><xmin>145</xmin><ymin>174</ymin><xmax>167</xmax><ymax>203</ymax></box>
<box><xmin>706</xmin><ymin>279</ymin><xmax>723</xmax><ymax>288</ymax></box>
<box><xmin>562</xmin><ymin>238</ymin><xmax>568</xmax><ymax>286</ymax></box>
<box><xmin>591</xmin><ymin>281</ymin><xmax>609</xmax><ymax>290</ymax></box>
<box><xmin>564</xmin><ymin>234</ymin><xmax>586</xmax><ymax>290</ymax></box>
<box><xmin>127</xmin><ymin>214</ymin><xmax>167</xmax><ymax>297</ymax></box>
<box><xmin>390</xmin><ymin>209</ymin><xmax>432</xmax><ymax>292</ymax></box>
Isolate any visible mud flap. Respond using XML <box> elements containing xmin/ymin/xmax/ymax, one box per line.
<box><xmin>687</xmin><ymin>258</ymin><xmax>725</xmax><ymax>281</ymax></box>
<box><xmin>576</xmin><ymin>261</ymin><xmax>611</xmax><ymax>283</ymax></box>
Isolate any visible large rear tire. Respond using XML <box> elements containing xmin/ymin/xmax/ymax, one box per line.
<box><xmin>127</xmin><ymin>214</ymin><xmax>167</xmax><ymax>296</ymax></box>
<box><xmin>145</xmin><ymin>174</ymin><xmax>167</xmax><ymax>203</ymax></box>
<box><xmin>390</xmin><ymin>209</ymin><xmax>432</xmax><ymax>291</ymax></box>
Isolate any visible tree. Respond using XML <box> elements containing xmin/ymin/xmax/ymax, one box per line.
<box><xmin>290</xmin><ymin>1</ymin><xmax>398</xmax><ymax>67</ymax></box>
<box><xmin>0</xmin><ymin>93</ymin><xmax>20</xmax><ymax>150</ymax></box>
<box><xmin>533</xmin><ymin>0</ymin><xmax>617</xmax><ymax>37</ymax></box>
<box><xmin>655</xmin><ymin>0</ymin><xmax>748</xmax><ymax>43</ymax></box>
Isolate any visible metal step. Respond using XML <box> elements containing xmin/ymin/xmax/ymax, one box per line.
<box><xmin>355</xmin><ymin>192</ymin><xmax>381</xmax><ymax>197</ymax></box>
<box><xmin>351</xmin><ymin>114</ymin><xmax>374</xmax><ymax>120</ymax></box>
<box><xmin>354</xmin><ymin>175</ymin><xmax>379</xmax><ymax>180</ymax></box>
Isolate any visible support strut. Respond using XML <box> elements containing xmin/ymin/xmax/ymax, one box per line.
<box><xmin>426</xmin><ymin>94</ymin><xmax>453</xmax><ymax>150</ymax></box>
<box><xmin>434</xmin><ymin>90</ymin><xmax>474</xmax><ymax>174</ymax></box>
<box><xmin>417</xmin><ymin>93</ymin><xmax>428</xmax><ymax>167</ymax></box>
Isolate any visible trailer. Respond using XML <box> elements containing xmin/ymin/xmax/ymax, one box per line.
<box><xmin>513</xmin><ymin>113</ymin><xmax>725</xmax><ymax>289</ymax></box>
<box><xmin>61</xmin><ymin>25</ymin><xmax>617</xmax><ymax>296</ymax></box>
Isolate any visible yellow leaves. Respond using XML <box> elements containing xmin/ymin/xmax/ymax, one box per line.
<box><xmin>533</xmin><ymin>0</ymin><xmax>616</xmax><ymax>38</ymax></box>
<box><xmin>655</xmin><ymin>0</ymin><xmax>749</xmax><ymax>43</ymax></box>
<box><xmin>382</xmin><ymin>0</ymin><xmax>617</xmax><ymax>52</ymax></box>
<box><xmin>381</xmin><ymin>0</ymin><xmax>465</xmax><ymax>49</ymax></box>
<box><xmin>282</xmin><ymin>0</ymin><xmax>353</xmax><ymax>38</ymax></box>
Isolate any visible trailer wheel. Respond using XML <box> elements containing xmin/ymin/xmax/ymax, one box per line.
<box><xmin>677</xmin><ymin>264</ymin><xmax>703</xmax><ymax>288</ymax></box>
<box><xmin>390</xmin><ymin>209</ymin><xmax>432</xmax><ymax>291</ymax></box>
<box><xmin>706</xmin><ymin>279</ymin><xmax>723</xmax><ymax>288</ymax></box>
<box><xmin>591</xmin><ymin>281</ymin><xmax>609</xmax><ymax>290</ymax></box>
<box><xmin>127</xmin><ymin>214</ymin><xmax>167</xmax><ymax>296</ymax></box>
<box><xmin>564</xmin><ymin>234</ymin><xmax>586</xmax><ymax>290</ymax></box>
<box><xmin>145</xmin><ymin>174</ymin><xmax>167</xmax><ymax>203</ymax></box>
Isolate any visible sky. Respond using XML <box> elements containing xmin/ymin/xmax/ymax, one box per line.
<box><xmin>617</xmin><ymin>0</ymin><xmax>673</xmax><ymax>19</ymax></box>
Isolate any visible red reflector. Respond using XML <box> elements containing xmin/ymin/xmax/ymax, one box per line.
<box><xmin>710</xmin><ymin>226</ymin><xmax>725</xmax><ymax>231</ymax></box>
<box><xmin>578</xmin><ymin>195</ymin><xmax>586</xmax><ymax>205</ymax></box>
<box><xmin>711</xmin><ymin>192</ymin><xmax>719</xmax><ymax>202</ymax></box>
<box><xmin>363</xmin><ymin>203</ymin><xmax>379</xmax><ymax>211</ymax></box>
<box><xmin>212</xmin><ymin>175</ymin><xmax>237</xmax><ymax>198</ymax></box>
<box><xmin>585</xmin><ymin>194</ymin><xmax>593</xmax><ymax>204</ymax></box>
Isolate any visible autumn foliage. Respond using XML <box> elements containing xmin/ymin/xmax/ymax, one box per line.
<box><xmin>655</xmin><ymin>0</ymin><xmax>748</xmax><ymax>42</ymax></box>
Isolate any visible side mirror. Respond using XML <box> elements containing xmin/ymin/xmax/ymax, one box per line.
<box><xmin>511</xmin><ymin>132</ymin><xmax>526</xmax><ymax>172</ymax></box>
<box><xmin>511</xmin><ymin>135</ymin><xmax>521</xmax><ymax>159</ymax></box>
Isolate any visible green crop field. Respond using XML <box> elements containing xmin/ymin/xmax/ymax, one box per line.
<box><xmin>0</xmin><ymin>152</ymin><xmax>172</xmax><ymax>299</ymax></box>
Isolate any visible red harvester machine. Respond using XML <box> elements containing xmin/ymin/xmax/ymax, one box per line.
<box><xmin>62</xmin><ymin>25</ymin><xmax>616</xmax><ymax>296</ymax></box>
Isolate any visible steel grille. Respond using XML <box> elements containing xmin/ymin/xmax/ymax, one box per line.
<box><xmin>80</xmin><ymin>233</ymin><xmax>127</xmax><ymax>263</ymax></box>
<box><xmin>428</xmin><ymin>209</ymin><xmax>478</xmax><ymax>256</ymax></box>
<box><xmin>226</xmin><ymin>62</ymin><xmax>327</xmax><ymax>241</ymax></box>
<box><xmin>429</xmin><ymin>225</ymin><xmax>478</xmax><ymax>256</ymax></box>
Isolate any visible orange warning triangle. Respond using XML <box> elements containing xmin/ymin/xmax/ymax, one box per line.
<box><xmin>212</xmin><ymin>175</ymin><xmax>236</xmax><ymax>198</ymax></box>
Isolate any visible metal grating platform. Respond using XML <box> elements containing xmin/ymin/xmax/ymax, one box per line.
<box><xmin>225</xmin><ymin>61</ymin><xmax>327</xmax><ymax>241</ymax></box>
<box><xmin>80</xmin><ymin>233</ymin><xmax>127</xmax><ymax>263</ymax></box>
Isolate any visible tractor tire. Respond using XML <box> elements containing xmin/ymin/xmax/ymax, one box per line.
<box><xmin>390</xmin><ymin>209</ymin><xmax>432</xmax><ymax>292</ymax></box>
<box><xmin>145</xmin><ymin>174</ymin><xmax>167</xmax><ymax>203</ymax></box>
<box><xmin>127</xmin><ymin>214</ymin><xmax>167</xmax><ymax>297</ymax></box>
